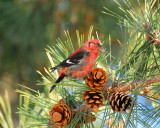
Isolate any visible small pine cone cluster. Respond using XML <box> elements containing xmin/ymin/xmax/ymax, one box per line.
<box><xmin>109</xmin><ymin>92</ymin><xmax>132</xmax><ymax>112</ymax></box>
<box><xmin>144</xmin><ymin>22</ymin><xmax>160</xmax><ymax>45</ymax></box>
<box><xmin>82</xmin><ymin>89</ymin><xmax>103</xmax><ymax>113</ymax></box>
<box><xmin>86</xmin><ymin>68</ymin><xmax>108</xmax><ymax>90</ymax></box>
<box><xmin>73</xmin><ymin>106</ymin><xmax>96</xmax><ymax>128</ymax></box>
<box><xmin>75</xmin><ymin>113</ymin><xmax>96</xmax><ymax>128</ymax></box>
<box><xmin>49</xmin><ymin>103</ymin><xmax>71</xmax><ymax>127</ymax></box>
<box><xmin>85</xmin><ymin>113</ymin><xmax>96</xmax><ymax>123</ymax></box>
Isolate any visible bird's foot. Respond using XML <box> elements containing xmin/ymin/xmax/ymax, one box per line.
<box><xmin>50</xmin><ymin>67</ymin><xmax>57</xmax><ymax>73</ymax></box>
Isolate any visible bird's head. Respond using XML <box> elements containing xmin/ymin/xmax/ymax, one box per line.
<box><xmin>83</xmin><ymin>39</ymin><xmax>104</xmax><ymax>52</ymax></box>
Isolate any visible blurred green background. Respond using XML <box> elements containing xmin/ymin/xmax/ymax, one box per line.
<box><xmin>0</xmin><ymin>0</ymin><xmax>127</xmax><ymax>127</ymax></box>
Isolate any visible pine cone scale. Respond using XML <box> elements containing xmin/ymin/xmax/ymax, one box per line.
<box><xmin>95</xmin><ymin>100</ymin><xmax>102</xmax><ymax>104</ymax></box>
<box><xmin>93</xmin><ymin>95</ymin><xmax>99</xmax><ymax>99</ymax></box>
<box><xmin>89</xmin><ymin>99</ymin><xmax>95</xmax><ymax>103</ymax></box>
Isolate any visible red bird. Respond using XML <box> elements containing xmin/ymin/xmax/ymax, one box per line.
<box><xmin>50</xmin><ymin>39</ymin><xmax>103</xmax><ymax>93</ymax></box>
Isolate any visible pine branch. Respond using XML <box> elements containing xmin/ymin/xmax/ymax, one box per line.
<box><xmin>104</xmin><ymin>76</ymin><xmax>160</xmax><ymax>93</ymax></box>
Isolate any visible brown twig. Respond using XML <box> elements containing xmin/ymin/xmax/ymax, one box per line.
<box><xmin>139</xmin><ymin>86</ymin><xmax>160</xmax><ymax>100</ymax></box>
<box><xmin>103</xmin><ymin>76</ymin><xmax>160</xmax><ymax>93</ymax></box>
<box><xmin>144</xmin><ymin>22</ymin><xmax>160</xmax><ymax>45</ymax></box>
<box><xmin>139</xmin><ymin>87</ymin><xmax>150</xmax><ymax>95</ymax></box>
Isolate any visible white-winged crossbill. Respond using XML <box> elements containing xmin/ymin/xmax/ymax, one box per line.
<box><xmin>50</xmin><ymin>39</ymin><xmax>103</xmax><ymax>92</ymax></box>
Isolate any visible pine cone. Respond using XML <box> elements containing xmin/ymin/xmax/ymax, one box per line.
<box><xmin>73</xmin><ymin>106</ymin><xmax>96</xmax><ymax>128</ymax></box>
<box><xmin>82</xmin><ymin>89</ymin><xmax>103</xmax><ymax>113</ymax></box>
<box><xmin>86</xmin><ymin>68</ymin><xmax>108</xmax><ymax>90</ymax></box>
<box><xmin>75</xmin><ymin>113</ymin><xmax>96</xmax><ymax>128</ymax></box>
<box><xmin>49</xmin><ymin>103</ymin><xmax>71</xmax><ymax>127</ymax></box>
<box><xmin>109</xmin><ymin>92</ymin><xmax>132</xmax><ymax>112</ymax></box>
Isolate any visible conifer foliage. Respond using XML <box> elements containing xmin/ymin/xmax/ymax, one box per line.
<box><xmin>0</xmin><ymin>0</ymin><xmax>160</xmax><ymax>127</ymax></box>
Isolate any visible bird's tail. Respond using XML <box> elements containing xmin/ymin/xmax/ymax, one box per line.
<box><xmin>49</xmin><ymin>76</ymin><xmax>65</xmax><ymax>93</ymax></box>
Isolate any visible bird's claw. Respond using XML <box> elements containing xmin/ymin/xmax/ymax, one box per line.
<box><xmin>50</xmin><ymin>67</ymin><xmax>57</xmax><ymax>73</ymax></box>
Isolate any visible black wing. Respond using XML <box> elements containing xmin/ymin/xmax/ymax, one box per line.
<box><xmin>51</xmin><ymin>50</ymin><xmax>89</xmax><ymax>72</ymax></box>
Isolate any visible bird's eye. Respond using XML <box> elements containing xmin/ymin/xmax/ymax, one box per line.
<box><xmin>97</xmin><ymin>43</ymin><xmax>101</xmax><ymax>47</ymax></box>
<box><xmin>89</xmin><ymin>42</ymin><xmax>92</xmax><ymax>47</ymax></box>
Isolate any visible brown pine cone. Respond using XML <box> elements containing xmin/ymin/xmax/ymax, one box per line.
<box><xmin>75</xmin><ymin>112</ymin><xmax>96</xmax><ymax>128</ymax></box>
<box><xmin>82</xmin><ymin>89</ymin><xmax>103</xmax><ymax>113</ymax></box>
<box><xmin>73</xmin><ymin>106</ymin><xmax>96</xmax><ymax>128</ymax></box>
<box><xmin>109</xmin><ymin>92</ymin><xmax>132</xmax><ymax>112</ymax></box>
<box><xmin>49</xmin><ymin>103</ymin><xmax>71</xmax><ymax>127</ymax></box>
<box><xmin>86</xmin><ymin>68</ymin><xmax>108</xmax><ymax>90</ymax></box>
